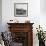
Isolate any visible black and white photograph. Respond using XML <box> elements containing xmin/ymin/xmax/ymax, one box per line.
<box><xmin>14</xmin><ymin>3</ymin><xmax>28</xmax><ymax>17</ymax></box>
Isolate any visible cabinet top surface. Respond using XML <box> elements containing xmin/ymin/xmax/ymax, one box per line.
<box><xmin>7</xmin><ymin>23</ymin><xmax>34</xmax><ymax>25</ymax></box>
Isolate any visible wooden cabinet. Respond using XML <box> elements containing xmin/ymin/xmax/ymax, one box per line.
<box><xmin>7</xmin><ymin>23</ymin><xmax>34</xmax><ymax>46</ymax></box>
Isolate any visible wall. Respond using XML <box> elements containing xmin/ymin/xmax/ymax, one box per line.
<box><xmin>2</xmin><ymin>0</ymin><xmax>40</xmax><ymax>46</ymax></box>
<box><xmin>40</xmin><ymin>0</ymin><xmax>46</xmax><ymax>31</ymax></box>
<box><xmin>40</xmin><ymin>0</ymin><xmax>46</xmax><ymax>13</ymax></box>
<box><xmin>0</xmin><ymin>0</ymin><xmax>2</xmax><ymax>32</ymax></box>
<box><xmin>2</xmin><ymin>0</ymin><xmax>40</xmax><ymax>30</ymax></box>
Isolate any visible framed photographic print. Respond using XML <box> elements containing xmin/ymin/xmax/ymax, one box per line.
<box><xmin>14</xmin><ymin>3</ymin><xmax>28</xmax><ymax>17</ymax></box>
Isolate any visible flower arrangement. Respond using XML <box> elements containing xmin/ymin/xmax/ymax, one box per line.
<box><xmin>36</xmin><ymin>25</ymin><xmax>45</xmax><ymax>42</ymax></box>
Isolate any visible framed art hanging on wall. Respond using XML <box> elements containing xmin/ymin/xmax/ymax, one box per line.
<box><xmin>14</xmin><ymin>3</ymin><xmax>28</xmax><ymax>17</ymax></box>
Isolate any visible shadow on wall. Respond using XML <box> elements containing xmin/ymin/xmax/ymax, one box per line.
<box><xmin>0</xmin><ymin>0</ymin><xmax>2</xmax><ymax>32</ymax></box>
<box><xmin>40</xmin><ymin>0</ymin><xmax>46</xmax><ymax>13</ymax></box>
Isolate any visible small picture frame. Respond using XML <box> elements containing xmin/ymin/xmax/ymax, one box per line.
<box><xmin>14</xmin><ymin>3</ymin><xmax>28</xmax><ymax>17</ymax></box>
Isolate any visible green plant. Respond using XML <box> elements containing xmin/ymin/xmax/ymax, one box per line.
<box><xmin>36</xmin><ymin>25</ymin><xmax>45</xmax><ymax>41</ymax></box>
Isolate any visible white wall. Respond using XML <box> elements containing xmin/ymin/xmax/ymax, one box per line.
<box><xmin>2</xmin><ymin>0</ymin><xmax>40</xmax><ymax>30</ymax></box>
<box><xmin>40</xmin><ymin>0</ymin><xmax>46</xmax><ymax>13</ymax></box>
<box><xmin>2</xmin><ymin>0</ymin><xmax>40</xmax><ymax>46</ymax></box>
<box><xmin>40</xmin><ymin>0</ymin><xmax>46</xmax><ymax>31</ymax></box>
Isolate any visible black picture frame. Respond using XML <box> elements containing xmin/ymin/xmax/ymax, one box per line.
<box><xmin>14</xmin><ymin>3</ymin><xmax>28</xmax><ymax>17</ymax></box>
